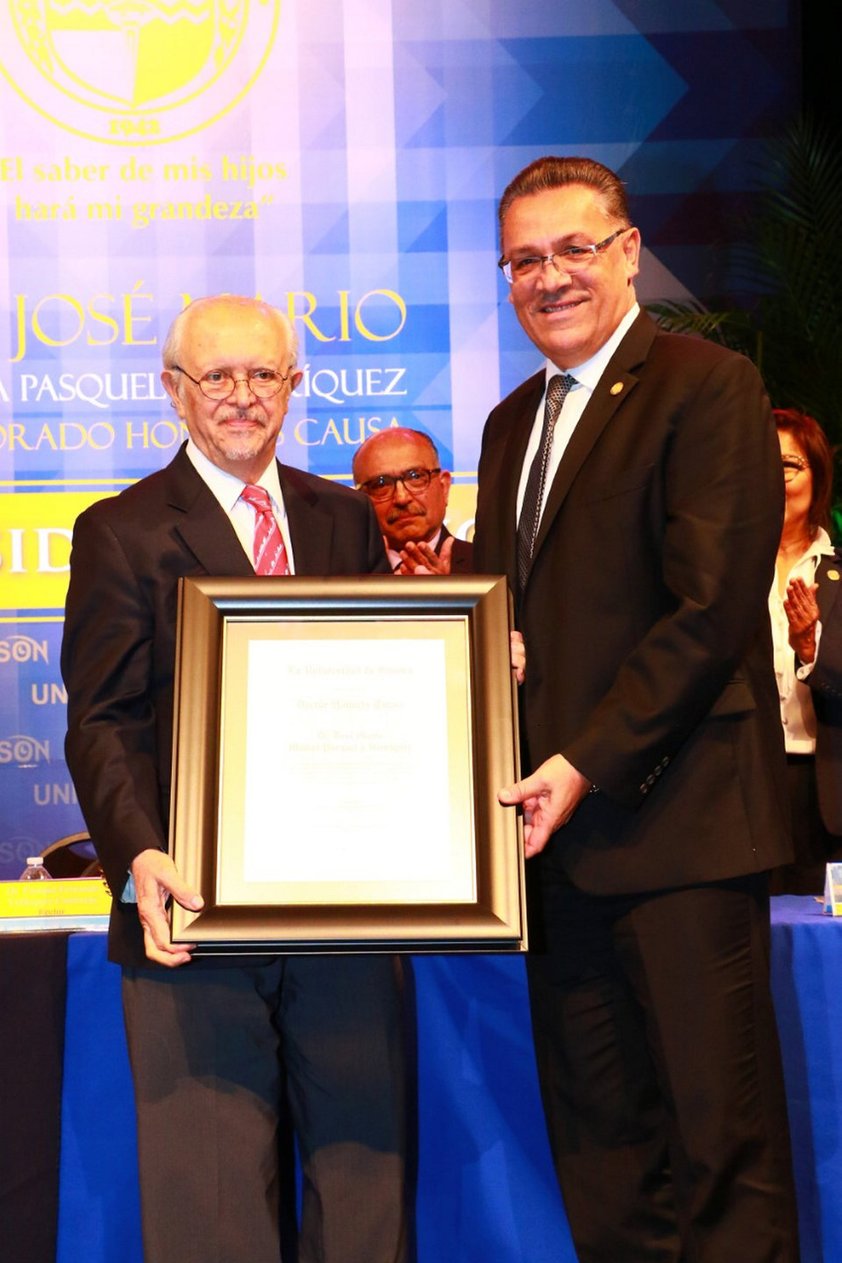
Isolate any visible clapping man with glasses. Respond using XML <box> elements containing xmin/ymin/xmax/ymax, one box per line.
<box><xmin>353</xmin><ymin>427</ymin><xmax>472</xmax><ymax>574</ymax></box>
<box><xmin>473</xmin><ymin>157</ymin><xmax>799</xmax><ymax>1261</ymax></box>
<box><xmin>62</xmin><ymin>295</ymin><xmax>407</xmax><ymax>1263</ymax></box>
<box><xmin>352</xmin><ymin>428</ymin><xmax>525</xmax><ymax>684</ymax></box>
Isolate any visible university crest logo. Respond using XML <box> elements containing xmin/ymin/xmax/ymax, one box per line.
<box><xmin>0</xmin><ymin>0</ymin><xmax>281</xmax><ymax>144</ymax></box>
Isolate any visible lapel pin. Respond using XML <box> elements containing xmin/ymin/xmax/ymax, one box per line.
<box><xmin>828</xmin><ymin>570</ymin><xmax>840</xmax><ymax>582</ymax></box>
<box><xmin>610</xmin><ymin>381</ymin><xmax>624</xmax><ymax>396</ymax></box>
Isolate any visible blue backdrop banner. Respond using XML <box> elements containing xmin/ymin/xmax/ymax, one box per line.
<box><xmin>0</xmin><ymin>0</ymin><xmax>799</xmax><ymax>875</ymax></box>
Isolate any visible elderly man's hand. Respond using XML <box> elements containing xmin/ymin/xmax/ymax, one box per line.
<box><xmin>130</xmin><ymin>849</ymin><xmax>203</xmax><ymax>967</ymax></box>
<box><xmin>498</xmin><ymin>753</ymin><xmax>591</xmax><ymax>857</ymax></box>
<box><xmin>395</xmin><ymin>536</ymin><xmax>454</xmax><ymax>575</ymax></box>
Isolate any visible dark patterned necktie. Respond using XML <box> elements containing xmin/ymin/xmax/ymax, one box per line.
<box><xmin>516</xmin><ymin>373</ymin><xmax>575</xmax><ymax>593</ymax></box>
<box><xmin>240</xmin><ymin>484</ymin><xmax>289</xmax><ymax>575</ymax></box>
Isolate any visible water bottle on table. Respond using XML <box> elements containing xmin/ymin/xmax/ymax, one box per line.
<box><xmin>19</xmin><ymin>856</ymin><xmax>52</xmax><ymax>881</ymax></box>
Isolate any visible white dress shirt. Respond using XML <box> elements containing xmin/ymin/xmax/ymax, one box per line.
<box><xmin>186</xmin><ymin>439</ymin><xmax>296</xmax><ymax>573</ymax></box>
<box><xmin>516</xmin><ymin>303</ymin><xmax>640</xmax><ymax>525</ymax></box>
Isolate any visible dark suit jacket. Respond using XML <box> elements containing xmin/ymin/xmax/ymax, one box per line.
<box><xmin>473</xmin><ymin>310</ymin><xmax>792</xmax><ymax>896</ymax></box>
<box><xmin>436</xmin><ymin>525</ymin><xmax>474</xmax><ymax>574</ymax></box>
<box><xmin>806</xmin><ymin>552</ymin><xmax>842</xmax><ymax>834</ymax></box>
<box><xmin>61</xmin><ymin>444</ymin><xmax>389</xmax><ymax>964</ymax></box>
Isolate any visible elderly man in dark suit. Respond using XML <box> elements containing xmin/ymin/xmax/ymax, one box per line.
<box><xmin>473</xmin><ymin>157</ymin><xmax>799</xmax><ymax>1262</ymax></box>
<box><xmin>353</xmin><ymin>426</ymin><xmax>473</xmax><ymax>574</ymax></box>
<box><xmin>61</xmin><ymin>295</ymin><xmax>406</xmax><ymax>1263</ymax></box>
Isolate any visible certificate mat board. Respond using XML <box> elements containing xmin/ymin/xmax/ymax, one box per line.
<box><xmin>169</xmin><ymin>575</ymin><xmax>525</xmax><ymax>951</ymax></box>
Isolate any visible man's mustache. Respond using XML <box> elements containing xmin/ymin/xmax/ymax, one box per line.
<box><xmin>218</xmin><ymin>407</ymin><xmax>264</xmax><ymax>423</ymax></box>
<box><xmin>386</xmin><ymin>504</ymin><xmax>424</xmax><ymax>524</ymax></box>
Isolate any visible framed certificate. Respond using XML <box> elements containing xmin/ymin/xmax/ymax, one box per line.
<box><xmin>169</xmin><ymin>574</ymin><xmax>525</xmax><ymax>952</ymax></box>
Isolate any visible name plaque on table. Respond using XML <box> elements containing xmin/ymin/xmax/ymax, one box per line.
<box><xmin>169</xmin><ymin>575</ymin><xmax>525</xmax><ymax>953</ymax></box>
<box><xmin>0</xmin><ymin>877</ymin><xmax>111</xmax><ymax>933</ymax></box>
<box><xmin>824</xmin><ymin>862</ymin><xmax>842</xmax><ymax>915</ymax></box>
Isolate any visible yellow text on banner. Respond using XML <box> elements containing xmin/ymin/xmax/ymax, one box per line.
<box><xmin>0</xmin><ymin>490</ymin><xmax>117</xmax><ymax>611</ymax></box>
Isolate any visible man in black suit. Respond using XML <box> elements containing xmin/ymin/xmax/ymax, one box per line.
<box><xmin>474</xmin><ymin>157</ymin><xmax>799</xmax><ymax>1261</ymax></box>
<box><xmin>61</xmin><ymin>295</ymin><xmax>407</xmax><ymax>1263</ymax></box>
<box><xmin>353</xmin><ymin>427</ymin><xmax>473</xmax><ymax>574</ymax></box>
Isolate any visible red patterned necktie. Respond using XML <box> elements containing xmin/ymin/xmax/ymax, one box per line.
<box><xmin>240</xmin><ymin>484</ymin><xmax>289</xmax><ymax>575</ymax></box>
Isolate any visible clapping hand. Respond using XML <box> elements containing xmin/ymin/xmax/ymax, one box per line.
<box><xmin>395</xmin><ymin>536</ymin><xmax>454</xmax><ymax>575</ymax></box>
<box><xmin>784</xmin><ymin>576</ymin><xmax>819</xmax><ymax>664</ymax></box>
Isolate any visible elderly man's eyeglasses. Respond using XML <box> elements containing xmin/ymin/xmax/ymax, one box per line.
<box><xmin>358</xmin><ymin>467</ymin><xmax>441</xmax><ymax>502</ymax></box>
<box><xmin>498</xmin><ymin>226</ymin><xmax>634</xmax><ymax>285</ymax></box>
<box><xmin>782</xmin><ymin>457</ymin><xmax>809</xmax><ymax>482</ymax></box>
<box><xmin>171</xmin><ymin>364</ymin><xmax>292</xmax><ymax>400</ymax></box>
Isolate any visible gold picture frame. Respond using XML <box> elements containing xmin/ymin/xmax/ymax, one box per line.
<box><xmin>169</xmin><ymin>574</ymin><xmax>525</xmax><ymax>952</ymax></box>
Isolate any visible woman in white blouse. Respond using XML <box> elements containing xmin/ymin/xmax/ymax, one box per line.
<box><xmin>769</xmin><ymin>408</ymin><xmax>839</xmax><ymax>893</ymax></box>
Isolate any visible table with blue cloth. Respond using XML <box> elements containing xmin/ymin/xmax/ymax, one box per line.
<box><xmin>1</xmin><ymin>896</ymin><xmax>839</xmax><ymax>1263</ymax></box>
<box><xmin>769</xmin><ymin>895</ymin><xmax>842</xmax><ymax>1263</ymax></box>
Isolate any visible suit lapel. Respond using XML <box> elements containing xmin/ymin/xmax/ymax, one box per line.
<box><xmin>162</xmin><ymin>449</ymin><xmax>338</xmax><ymax>578</ymax></box>
<box><xmin>435</xmin><ymin>524</ymin><xmax>452</xmax><ymax>556</ymax></box>
<box><xmin>497</xmin><ymin>372</ymin><xmax>546</xmax><ymax>586</ymax></box>
<box><xmin>165</xmin><ymin>446</ymin><xmax>253</xmax><ymax>577</ymax></box>
<box><xmin>530</xmin><ymin>310</ymin><xmax>657</xmax><ymax>567</ymax></box>
<box><xmin>817</xmin><ymin>552</ymin><xmax>842</xmax><ymax>620</ymax></box>
<box><xmin>280</xmin><ymin>463</ymin><xmax>335</xmax><ymax>575</ymax></box>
